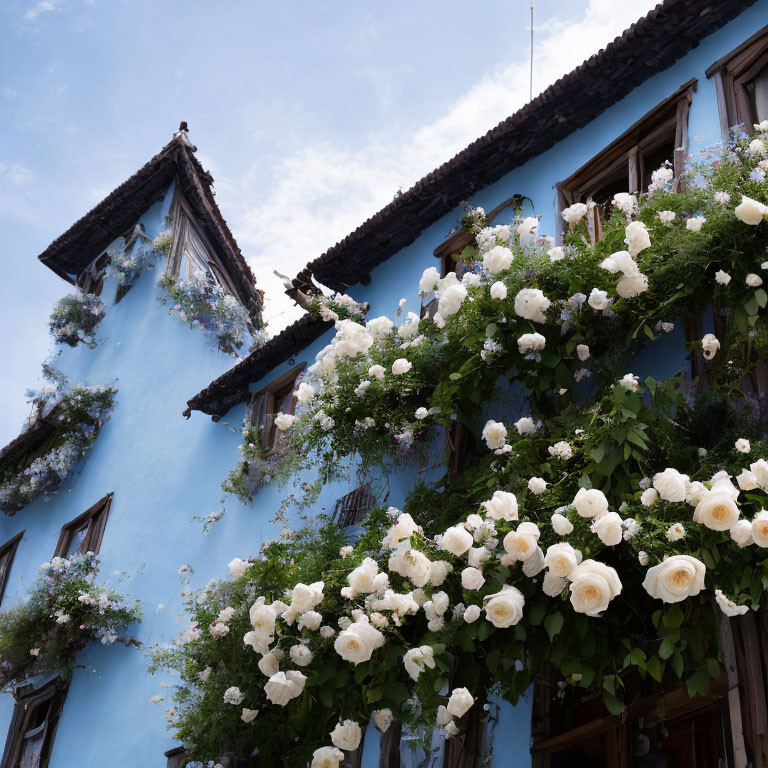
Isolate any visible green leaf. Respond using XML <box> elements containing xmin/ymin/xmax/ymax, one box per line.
<box><xmin>644</xmin><ymin>325</ymin><xmax>657</xmax><ymax>341</ymax></box>
<box><xmin>757</xmin><ymin>288</ymin><xmax>768</xmax><ymax>309</ymax></box>
<box><xmin>455</xmin><ymin>630</ymin><xmax>476</xmax><ymax>653</ymax></box>
<box><xmin>670</xmin><ymin>652</ymin><xmax>684</xmax><ymax>678</ymax></box>
<box><xmin>528</xmin><ymin>601</ymin><xmax>547</xmax><ymax>626</ymax></box>
<box><xmin>602</xmin><ymin>691</ymin><xmax>622</xmax><ymax>715</ymax></box>
<box><xmin>485</xmin><ymin>649</ymin><xmax>500</xmax><ymax>673</ymax></box>
<box><xmin>647</xmin><ymin>656</ymin><xmax>664</xmax><ymax>682</ymax></box>
<box><xmin>477</xmin><ymin>621</ymin><xmax>494</xmax><ymax>642</ymax></box>
<box><xmin>540</xmin><ymin>350</ymin><xmax>560</xmax><ymax>369</ymax></box>
<box><xmin>659</xmin><ymin>637</ymin><xmax>676</xmax><ymax>660</ymax></box>
<box><xmin>686</xmin><ymin>669</ymin><xmax>711</xmax><ymax>697</ymax></box>
<box><xmin>630</xmin><ymin>647</ymin><xmax>647</xmax><ymax>667</ymax></box>
<box><xmin>663</xmin><ymin>604</ymin><xmax>684</xmax><ymax>629</ymax></box>
<box><xmin>432</xmin><ymin>676</ymin><xmax>447</xmax><ymax>693</ymax></box>
<box><xmin>366</xmin><ymin>688</ymin><xmax>382</xmax><ymax>703</ymax></box>
<box><xmin>544</xmin><ymin>611</ymin><xmax>564</xmax><ymax>641</ymax></box>
<box><xmin>705</xmin><ymin>658</ymin><xmax>720</xmax><ymax>679</ymax></box>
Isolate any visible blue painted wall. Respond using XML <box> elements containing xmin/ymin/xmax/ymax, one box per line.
<box><xmin>1</xmin><ymin>4</ymin><xmax>767</xmax><ymax>766</ymax></box>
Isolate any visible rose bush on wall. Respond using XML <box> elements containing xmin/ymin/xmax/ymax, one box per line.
<box><xmin>48</xmin><ymin>291</ymin><xmax>105</xmax><ymax>348</ymax></box>
<box><xmin>155</xmin><ymin>126</ymin><xmax>768</xmax><ymax>767</ymax></box>
<box><xmin>0</xmin><ymin>553</ymin><xmax>141</xmax><ymax>690</ymax></box>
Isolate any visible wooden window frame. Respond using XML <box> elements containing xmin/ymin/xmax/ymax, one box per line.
<box><xmin>164</xmin><ymin>746</ymin><xmax>188</xmax><ymax>768</ymax></box>
<box><xmin>707</xmin><ymin>24</ymin><xmax>768</xmax><ymax>140</ymax></box>
<box><xmin>247</xmin><ymin>363</ymin><xmax>306</xmax><ymax>456</ymax></box>
<box><xmin>53</xmin><ymin>493</ymin><xmax>113</xmax><ymax>558</ymax></box>
<box><xmin>446</xmin><ymin>420</ymin><xmax>474</xmax><ymax>477</ymax></box>
<box><xmin>331</xmin><ymin>483</ymin><xmax>376</xmax><ymax>528</ymax></box>
<box><xmin>0</xmin><ymin>678</ymin><xmax>67</xmax><ymax>768</ymax></box>
<box><xmin>557</xmin><ymin>80</ymin><xmax>697</xmax><ymax>243</ymax></box>
<box><xmin>0</xmin><ymin>532</ymin><xmax>23</xmax><ymax>606</ymax></box>
<box><xmin>76</xmin><ymin>252</ymin><xmax>110</xmax><ymax>297</ymax></box>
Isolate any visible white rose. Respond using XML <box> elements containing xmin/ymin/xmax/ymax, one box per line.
<box><xmin>749</xmin><ymin>139</ymin><xmax>766</xmax><ymax>156</ymax></box>
<box><xmin>481</xmin><ymin>490</ymin><xmax>518</xmax><ymax>522</ymax></box>
<box><xmin>686</xmin><ymin>216</ymin><xmax>705</xmax><ymax>232</ymax></box>
<box><xmin>241</xmin><ymin>707</ymin><xmax>259</xmax><ymax>723</ymax></box>
<box><xmin>544</xmin><ymin>542</ymin><xmax>582</xmax><ymax>578</ymax></box>
<box><xmin>447</xmin><ymin>688</ymin><xmax>474</xmax><ymax>718</ymax></box>
<box><xmin>347</xmin><ymin>558</ymin><xmax>381</xmax><ymax>596</ymax></box>
<box><xmin>483</xmin><ymin>585</ymin><xmax>524</xmax><ymax>627</ymax></box>
<box><xmin>429</xmin><ymin>560</ymin><xmax>453</xmax><ymax>586</ymax></box>
<box><xmin>612</xmin><ymin>192</ymin><xmax>637</xmax><ymax>215</ymax></box>
<box><xmin>382</xmin><ymin>512</ymin><xmax>419</xmax><ymax>549</ymax></box>
<box><xmin>403</xmin><ymin>645</ymin><xmax>435</xmax><ymax>681</ymax></box>
<box><xmin>588</xmin><ymin>288</ymin><xmax>611</xmax><ymax>311</ymax></box>
<box><xmin>751</xmin><ymin>459</ymin><xmax>768</xmax><ymax>489</ymax></box>
<box><xmin>686</xmin><ymin>480</ymin><xmax>708</xmax><ymax>506</ymax></box>
<box><xmin>461</xmin><ymin>567</ymin><xmax>485</xmax><ymax>590</ymax></box>
<box><xmin>415</xmin><ymin>407</ymin><xmax>429</xmax><ymax>420</ymax></box>
<box><xmin>528</xmin><ymin>477</ymin><xmax>547</xmax><ymax>495</ymax></box>
<box><xmin>624</xmin><ymin>221</ymin><xmax>651</xmax><ymax>256</ymax></box>
<box><xmin>658</xmin><ymin>210</ymin><xmax>676</xmax><ymax>223</ymax></box>
<box><xmin>518</xmin><ymin>332</ymin><xmax>546</xmax><ymax>353</ymax></box>
<box><xmin>290</xmin><ymin>644</ymin><xmax>313</xmax><ymax>667</ymax></box>
<box><xmin>482</xmin><ymin>420</ymin><xmax>507</xmax><ymax>450</ymax></box>
<box><xmin>666</xmin><ymin>523</ymin><xmax>686</xmax><ymax>542</ymax></box>
<box><xmin>373</xmin><ymin>709</ymin><xmax>393</xmax><ymax>734</ymax></box>
<box><xmin>548</xmin><ymin>441</ymin><xmax>572</xmax><ymax>460</ymax></box>
<box><xmin>440</xmin><ymin>525</ymin><xmax>473</xmax><ymax>557</ymax></box>
<box><xmin>296</xmin><ymin>382</ymin><xmax>315</xmax><ymax>403</ymax></box>
<box><xmin>562</xmin><ymin>202</ymin><xmax>588</xmax><ymax>224</ymax></box>
<box><xmin>514</xmin><ymin>417</ymin><xmax>537</xmax><ymax>435</ymax></box>
<box><xmin>735</xmin><ymin>195</ymin><xmax>768</xmax><ymax>225</ymax></box>
<box><xmin>591</xmin><ymin>512</ymin><xmax>623</xmax><ymax>546</ymax></box>
<box><xmin>514</xmin><ymin>288</ymin><xmax>550</xmax><ymax>324</ymax></box>
<box><xmin>227</xmin><ymin>557</ymin><xmax>248</xmax><ymax>579</ymax></box>
<box><xmin>641</xmin><ymin>488</ymin><xmax>658</xmax><ymax>506</ymax></box>
<box><xmin>737</xmin><ymin>469</ymin><xmax>759</xmax><ymax>491</ymax></box>
<box><xmin>715</xmin><ymin>270</ymin><xmax>731</xmax><ymax>285</ymax></box>
<box><xmin>283</xmin><ymin>582</ymin><xmax>324</xmax><ymax>624</ymax></box>
<box><xmin>573</xmin><ymin>487</ymin><xmax>609</xmax><ymax>518</ymax></box>
<box><xmin>693</xmin><ymin>488</ymin><xmax>739</xmax><ymax>531</ymax></box>
<box><xmin>642</xmin><ymin>555</ymin><xmax>706</xmax><ymax>603</ymax></box>
<box><xmin>638</xmin><ymin>551</ymin><xmax>649</xmax><ymax>566</ymax></box>
<box><xmin>463</xmin><ymin>604</ymin><xmax>481</xmax><ymax>623</ymax></box>
<box><xmin>747</xmin><ymin>273</ymin><xmax>764</xmax><ymax>287</ymax></box>
<box><xmin>730</xmin><ymin>519</ymin><xmax>754</xmax><ymax>548</ymax></box>
<box><xmin>503</xmin><ymin>521</ymin><xmax>540</xmax><ymax>561</ymax></box>
<box><xmin>551</xmin><ymin>512</ymin><xmax>573</xmax><ymax>535</ymax></box>
<box><xmin>701</xmin><ymin>334</ymin><xmax>719</xmax><ymax>360</ymax></box>
<box><xmin>419</xmin><ymin>266</ymin><xmax>440</xmax><ymax>294</ymax></box>
<box><xmin>334</xmin><ymin>621</ymin><xmax>385</xmax><ymax>664</ymax></box>
<box><xmin>488</xmin><ymin>281</ymin><xmax>507</xmax><ymax>300</ymax></box>
<box><xmin>223</xmin><ymin>686</ymin><xmax>244</xmax><ymax>705</ymax></box>
<box><xmin>616</xmin><ymin>272</ymin><xmax>649</xmax><ymax>298</ymax></box>
<box><xmin>312</xmin><ymin>747</ymin><xmax>344</xmax><ymax>768</ymax></box>
<box><xmin>569</xmin><ymin>560</ymin><xmax>622</xmax><ymax>616</ymax></box>
<box><xmin>619</xmin><ymin>373</ymin><xmax>639</xmax><ymax>392</ymax></box>
<box><xmin>264</xmin><ymin>670</ymin><xmax>307</xmax><ymax>706</ymax></box>
<box><xmin>542</xmin><ymin>571</ymin><xmax>567</xmax><ymax>597</ymax></box>
<box><xmin>653</xmin><ymin>468</ymin><xmax>688</xmax><ymax>502</ymax></box>
<box><xmin>715</xmin><ymin>589</ymin><xmax>749</xmax><ymax>617</ymax></box>
<box><xmin>576</xmin><ymin>344</ymin><xmax>590</xmax><ymax>361</ymax></box>
<box><xmin>735</xmin><ymin>438</ymin><xmax>751</xmax><ymax>453</ymax></box>
<box><xmin>392</xmin><ymin>358</ymin><xmax>412</xmax><ymax>375</ymax></box>
<box><xmin>483</xmin><ymin>246</ymin><xmax>514</xmax><ymax>275</ymax></box>
<box><xmin>330</xmin><ymin>720</ymin><xmax>362</xmax><ymax>751</ymax></box>
<box><xmin>549</xmin><ymin>246</ymin><xmax>565</xmax><ymax>262</ymax></box>
<box><xmin>369</xmin><ymin>364</ymin><xmax>385</xmax><ymax>380</ymax></box>
<box><xmin>258</xmin><ymin>652</ymin><xmax>280</xmax><ymax>677</ymax></box>
<box><xmin>752</xmin><ymin>510</ymin><xmax>768</xmax><ymax>547</ymax></box>
<box><xmin>715</xmin><ymin>191</ymin><xmax>731</xmax><ymax>205</ymax></box>
<box><xmin>274</xmin><ymin>412</ymin><xmax>297</xmax><ymax>431</ymax></box>
<box><xmin>438</xmin><ymin>283</ymin><xmax>468</xmax><ymax>317</ymax></box>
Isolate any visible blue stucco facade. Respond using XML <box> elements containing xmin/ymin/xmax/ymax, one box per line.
<box><xmin>1</xmin><ymin>3</ymin><xmax>767</xmax><ymax>766</ymax></box>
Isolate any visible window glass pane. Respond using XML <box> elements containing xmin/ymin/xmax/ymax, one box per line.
<box><xmin>754</xmin><ymin>64</ymin><xmax>768</xmax><ymax>124</ymax></box>
<box><xmin>66</xmin><ymin>524</ymin><xmax>89</xmax><ymax>557</ymax></box>
<box><xmin>0</xmin><ymin>550</ymin><xmax>10</xmax><ymax>588</ymax></box>
<box><xmin>18</xmin><ymin>724</ymin><xmax>46</xmax><ymax>768</ymax></box>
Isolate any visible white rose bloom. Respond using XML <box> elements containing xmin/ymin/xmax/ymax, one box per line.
<box><xmin>392</xmin><ymin>358</ymin><xmax>413</xmax><ymax>375</ymax></box>
<box><xmin>518</xmin><ymin>332</ymin><xmax>546</xmax><ymax>353</ymax></box>
<box><xmin>482</xmin><ymin>420</ymin><xmax>507</xmax><ymax>450</ymax></box>
<box><xmin>641</xmin><ymin>488</ymin><xmax>658</xmax><ymax>506</ymax></box>
<box><xmin>369</xmin><ymin>364</ymin><xmax>386</xmax><ymax>380</ymax></box>
<box><xmin>241</xmin><ymin>707</ymin><xmax>259</xmax><ymax>723</ymax></box>
<box><xmin>403</xmin><ymin>645</ymin><xmax>435</xmax><ymax>681</ymax></box>
<box><xmin>334</xmin><ymin>621</ymin><xmax>385</xmax><ymax>664</ymax></box>
<box><xmin>588</xmin><ymin>288</ymin><xmax>611</xmax><ymax>311</ymax></box>
<box><xmin>569</xmin><ymin>560</ymin><xmax>622</xmax><ymax>616</ymax></box>
<box><xmin>548</xmin><ymin>441</ymin><xmax>572</xmax><ymax>460</ymax></box>
<box><xmin>735</xmin><ymin>195</ymin><xmax>768</xmax><ymax>224</ymax></box>
<box><xmin>223</xmin><ymin>686</ymin><xmax>244</xmax><ymax>705</ymax></box>
<box><xmin>638</xmin><ymin>551</ymin><xmax>649</xmax><ymax>566</ymax></box>
<box><xmin>295</xmin><ymin>382</ymin><xmax>315</xmax><ymax>404</ymax></box>
<box><xmin>330</xmin><ymin>720</ymin><xmax>362</xmax><ymax>751</ymax></box>
<box><xmin>658</xmin><ymin>210</ymin><xmax>676</xmax><ymax>223</ymax></box>
<box><xmin>440</xmin><ymin>525</ymin><xmax>474</xmax><ymax>557</ymax></box>
<box><xmin>715</xmin><ymin>589</ymin><xmax>749</xmax><ymax>617</ymax></box>
<box><xmin>227</xmin><ymin>557</ymin><xmax>248</xmax><ymax>579</ymax></box>
<box><xmin>576</xmin><ymin>344</ymin><xmax>590</xmax><ymax>361</ymax></box>
<box><xmin>701</xmin><ymin>334</ymin><xmax>720</xmax><ymax>360</ymax></box>
<box><xmin>461</xmin><ymin>567</ymin><xmax>485</xmax><ymax>590</ymax></box>
<box><xmin>312</xmin><ymin>746</ymin><xmax>344</xmax><ymax>768</ymax></box>
<box><xmin>438</xmin><ymin>283</ymin><xmax>468</xmax><ymax>317</ymax></box>
<box><xmin>483</xmin><ymin>585</ymin><xmax>525</xmax><ymax>628</ymax></box>
<box><xmin>549</xmin><ymin>246</ymin><xmax>566</xmax><ymax>262</ymax></box>
<box><xmin>382</xmin><ymin>512</ymin><xmax>419</xmax><ymax>549</ymax></box>
<box><xmin>693</xmin><ymin>488</ymin><xmax>740</xmax><ymax>531</ymax></box>
<box><xmin>618</xmin><ymin>373</ymin><xmax>639</xmax><ymax>392</ymax></box>
<box><xmin>735</xmin><ymin>439</ymin><xmax>751</xmax><ymax>453</ymax></box>
<box><xmin>643</xmin><ymin>555</ymin><xmax>706</xmax><ymax>603</ymax></box>
<box><xmin>447</xmin><ymin>688</ymin><xmax>474</xmax><ymax>718</ymax></box>
<box><xmin>624</xmin><ymin>221</ymin><xmax>651</xmax><ymax>256</ymax></box>
<box><xmin>483</xmin><ymin>246</ymin><xmax>514</xmax><ymax>275</ymax></box>
<box><xmin>544</xmin><ymin>542</ymin><xmax>582</xmax><ymax>578</ymax></box>
<box><xmin>274</xmin><ymin>412</ymin><xmax>297</xmax><ymax>431</ymax></box>
<box><xmin>481</xmin><ymin>490</ymin><xmax>519</xmax><ymax>522</ymax></box>
<box><xmin>749</xmin><ymin>138</ymin><xmax>766</xmax><ymax>156</ymax></box>
<box><xmin>751</xmin><ymin>459</ymin><xmax>768</xmax><ymax>489</ymax></box>
<box><xmin>514</xmin><ymin>288</ymin><xmax>550</xmax><ymax>324</ymax></box>
<box><xmin>715</xmin><ymin>270</ymin><xmax>732</xmax><ymax>285</ymax></box>
<box><xmin>419</xmin><ymin>266</ymin><xmax>440</xmax><ymax>295</ymax></box>
<box><xmin>397</xmin><ymin>312</ymin><xmax>421</xmax><ymax>339</ymax></box>
<box><xmin>616</xmin><ymin>272</ymin><xmax>649</xmax><ymax>298</ymax></box>
<box><xmin>573</xmin><ymin>487</ymin><xmax>609</xmax><ymax>518</ymax></box>
<box><xmin>462</xmin><ymin>272</ymin><xmax>481</xmax><ymax>286</ymax></box>
<box><xmin>522</xmin><ymin>545</ymin><xmax>545</xmax><ymax>577</ymax></box>
<box><xmin>347</xmin><ymin>558</ymin><xmax>381</xmax><ymax>596</ymax></box>
<box><xmin>551</xmin><ymin>512</ymin><xmax>574</xmax><ymax>535</ymax></box>
<box><xmin>666</xmin><ymin>523</ymin><xmax>686</xmax><ymax>542</ymax></box>
<box><xmin>591</xmin><ymin>512</ymin><xmax>623</xmax><ymax>546</ymax></box>
<box><xmin>468</xmin><ymin>546</ymin><xmax>491</xmax><ymax>568</ymax></box>
<box><xmin>612</xmin><ymin>192</ymin><xmax>637</xmax><ymax>215</ymax></box>
<box><xmin>747</xmin><ymin>273</ymin><xmax>764</xmax><ymax>287</ymax></box>
<box><xmin>489</xmin><ymin>281</ymin><xmax>508</xmax><ymax>300</ymax></box>
<box><xmin>686</xmin><ymin>216</ymin><xmax>706</xmax><ymax>232</ymax></box>
<box><xmin>258</xmin><ymin>652</ymin><xmax>280</xmax><ymax>677</ymax></box>
<box><xmin>514</xmin><ymin>417</ymin><xmax>537</xmax><ymax>435</ymax></box>
<box><xmin>737</xmin><ymin>469</ymin><xmax>759</xmax><ymax>491</ymax></box>
<box><xmin>283</xmin><ymin>582</ymin><xmax>324</xmax><ymax>624</ymax></box>
<box><xmin>290</xmin><ymin>644</ymin><xmax>313</xmax><ymax>667</ymax></box>
<box><xmin>463</xmin><ymin>604</ymin><xmax>481</xmax><ymax>623</ymax></box>
<box><xmin>528</xmin><ymin>477</ymin><xmax>547</xmax><ymax>495</ymax></box>
<box><xmin>542</xmin><ymin>571</ymin><xmax>568</xmax><ymax>597</ymax></box>
<box><xmin>752</xmin><ymin>510</ymin><xmax>768</xmax><ymax>547</ymax></box>
<box><xmin>503</xmin><ymin>522</ymin><xmax>540</xmax><ymax>561</ymax></box>
<box><xmin>373</xmin><ymin>709</ymin><xmax>394</xmax><ymax>734</ymax></box>
<box><xmin>264</xmin><ymin>670</ymin><xmax>307</xmax><ymax>706</ymax></box>
<box><xmin>653</xmin><ymin>468</ymin><xmax>689</xmax><ymax>502</ymax></box>
<box><xmin>516</xmin><ymin>217</ymin><xmax>540</xmax><ymax>247</ymax></box>
<box><xmin>730</xmin><ymin>519</ymin><xmax>754</xmax><ymax>548</ymax></box>
<box><xmin>210</xmin><ymin>622</ymin><xmax>230</xmax><ymax>639</ymax></box>
<box><xmin>415</xmin><ymin>407</ymin><xmax>429</xmax><ymax>420</ymax></box>
<box><xmin>429</xmin><ymin>560</ymin><xmax>454</xmax><ymax>586</ymax></box>
<box><xmin>562</xmin><ymin>202</ymin><xmax>588</xmax><ymax>224</ymax></box>
<box><xmin>298</xmin><ymin>610</ymin><xmax>323</xmax><ymax>632</ymax></box>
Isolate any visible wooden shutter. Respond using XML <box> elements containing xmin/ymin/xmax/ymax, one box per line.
<box><xmin>442</xmin><ymin>698</ymin><xmax>486</xmax><ymax>768</ymax></box>
<box><xmin>683</xmin><ymin>315</ymin><xmax>706</xmax><ymax>390</ymax></box>
<box><xmin>247</xmin><ymin>391</ymin><xmax>270</xmax><ymax>451</ymax></box>
<box><xmin>378</xmin><ymin>721</ymin><xmax>401</xmax><ymax>768</ymax></box>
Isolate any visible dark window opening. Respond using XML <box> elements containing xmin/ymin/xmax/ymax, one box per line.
<box><xmin>0</xmin><ymin>532</ymin><xmax>22</xmax><ymax>606</ymax></box>
<box><xmin>53</xmin><ymin>493</ymin><xmax>113</xmax><ymax>558</ymax></box>
<box><xmin>331</xmin><ymin>484</ymin><xmax>376</xmax><ymax>528</ymax></box>
<box><xmin>247</xmin><ymin>364</ymin><xmax>306</xmax><ymax>455</ymax></box>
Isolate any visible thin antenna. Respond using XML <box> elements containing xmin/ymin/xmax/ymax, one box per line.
<box><xmin>529</xmin><ymin>0</ymin><xmax>535</xmax><ymax>101</ymax></box>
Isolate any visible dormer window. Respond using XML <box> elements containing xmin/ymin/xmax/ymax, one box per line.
<box><xmin>53</xmin><ymin>494</ymin><xmax>112</xmax><ymax>558</ymax></box>
<box><xmin>247</xmin><ymin>364</ymin><xmax>306</xmax><ymax>455</ymax></box>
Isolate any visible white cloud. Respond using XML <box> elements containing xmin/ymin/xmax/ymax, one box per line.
<box><xmin>24</xmin><ymin>0</ymin><xmax>58</xmax><ymax>22</ymax></box>
<box><xmin>215</xmin><ymin>0</ymin><xmax>659</xmax><ymax>333</ymax></box>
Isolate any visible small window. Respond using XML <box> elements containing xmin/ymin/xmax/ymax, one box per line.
<box><xmin>53</xmin><ymin>493</ymin><xmax>112</xmax><ymax>558</ymax></box>
<box><xmin>247</xmin><ymin>364</ymin><xmax>306</xmax><ymax>455</ymax></box>
<box><xmin>0</xmin><ymin>532</ymin><xmax>22</xmax><ymax>606</ymax></box>
<box><xmin>76</xmin><ymin>252</ymin><xmax>110</xmax><ymax>297</ymax></box>
<box><xmin>557</xmin><ymin>80</ymin><xmax>696</xmax><ymax>243</ymax></box>
<box><xmin>707</xmin><ymin>25</ymin><xmax>768</xmax><ymax>137</ymax></box>
<box><xmin>0</xmin><ymin>678</ymin><xmax>67</xmax><ymax>768</ymax></box>
<box><xmin>332</xmin><ymin>484</ymin><xmax>376</xmax><ymax>528</ymax></box>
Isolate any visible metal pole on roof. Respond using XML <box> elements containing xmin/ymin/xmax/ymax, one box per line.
<box><xmin>530</xmin><ymin>1</ymin><xmax>535</xmax><ymax>102</ymax></box>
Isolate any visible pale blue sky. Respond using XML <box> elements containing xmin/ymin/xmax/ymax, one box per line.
<box><xmin>0</xmin><ymin>0</ymin><xmax>658</xmax><ymax>443</ymax></box>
